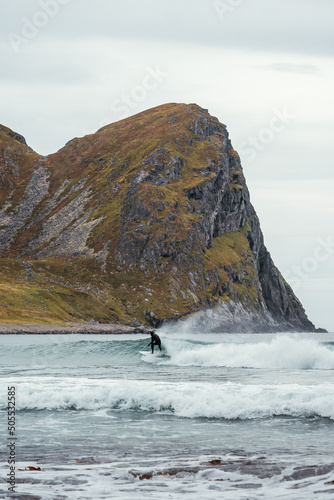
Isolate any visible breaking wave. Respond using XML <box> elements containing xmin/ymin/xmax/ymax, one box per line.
<box><xmin>1</xmin><ymin>334</ymin><xmax>334</xmax><ymax>371</ymax></box>
<box><xmin>2</xmin><ymin>377</ymin><xmax>334</xmax><ymax>420</ymax></box>
<box><xmin>162</xmin><ymin>335</ymin><xmax>334</xmax><ymax>370</ymax></box>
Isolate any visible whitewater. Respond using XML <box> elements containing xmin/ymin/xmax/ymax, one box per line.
<box><xmin>1</xmin><ymin>331</ymin><xmax>334</xmax><ymax>499</ymax></box>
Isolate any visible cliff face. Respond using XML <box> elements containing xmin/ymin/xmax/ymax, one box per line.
<box><xmin>0</xmin><ymin>104</ymin><xmax>317</xmax><ymax>331</ymax></box>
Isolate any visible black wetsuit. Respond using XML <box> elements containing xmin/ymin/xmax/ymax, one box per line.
<box><xmin>148</xmin><ymin>332</ymin><xmax>162</xmax><ymax>353</ymax></box>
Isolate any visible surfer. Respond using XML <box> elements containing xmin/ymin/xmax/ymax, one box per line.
<box><xmin>147</xmin><ymin>331</ymin><xmax>162</xmax><ymax>354</ymax></box>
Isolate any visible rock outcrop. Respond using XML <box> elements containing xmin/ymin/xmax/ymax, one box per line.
<box><xmin>0</xmin><ymin>104</ymin><xmax>320</xmax><ymax>331</ymax></box>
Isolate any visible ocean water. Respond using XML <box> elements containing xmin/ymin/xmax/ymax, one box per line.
<box><xmin>1</xmin><ymin>330</ymin><xmax>334</xmax><ymax>499</ymax></box>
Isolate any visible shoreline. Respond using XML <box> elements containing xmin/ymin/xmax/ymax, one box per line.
<box><xmin>0</xmin><ymin>323</ymin><xmax>329</xmax><ymax>335</ymax></box>
<box><xmin>0</xmin><ymin>323</ymin><xmax>151</xmax><ymax>335</ymax></box>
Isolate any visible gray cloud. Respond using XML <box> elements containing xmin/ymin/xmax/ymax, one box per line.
<box><xmin>2</xmin><ymin>0</ymin><xmax>334</xmax><ymax>58</ymax></box>
<box><xmin>0</xmin><ymin>48</ymin><xmax>94</xmax><ymax>85</ymax></box>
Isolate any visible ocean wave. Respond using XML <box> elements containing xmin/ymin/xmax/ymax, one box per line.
<box><xmin>163</xmin><ymin>335</ymin><xmax>334</xmax><ymax>369</ymax></box>
<box><xmin>2</xmin><ymin>378</ymin><xmax>334</xmax><ymax>420</ymax></box>
<box><xmin>0</xmin><ymin>336</ymin><xmax>150</xmax><ymax>367</ymax></box>
<box><xmin>2</xmin><ymin>334</ymin><xmax>334</xmax><ymax>372</ymax></box>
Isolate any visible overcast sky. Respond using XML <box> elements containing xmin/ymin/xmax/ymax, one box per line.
<box><xmin>1</xmin><ymin>0</ymin><xmax>333</xmax><ymax>330</ymax></box>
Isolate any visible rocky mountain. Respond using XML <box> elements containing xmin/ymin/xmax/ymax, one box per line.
<box><xmin>0</xmin><ymin>103</ymin><xmax>319</xmax><ymax>331</ymax></box>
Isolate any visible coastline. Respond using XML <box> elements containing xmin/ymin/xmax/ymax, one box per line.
<box><xmin>0</xmin><ymin>323</ymin><xmax>150</xmax><ymax>335</ymax></box>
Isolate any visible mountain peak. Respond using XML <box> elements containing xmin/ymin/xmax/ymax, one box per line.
<box><xmin>96</xmin><ymin>102</ymin><xmax>224</xmax><ymax>143</ymax></box>
<box><xmin>0</xmin><ymin>105</ymin><xmax>320</xmax><ymax>331</ymax></box>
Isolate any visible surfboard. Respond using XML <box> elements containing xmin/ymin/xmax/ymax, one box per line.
<box><xmin>139</xmin><ymin>350</ymin><xmax>163</xmax><ymax>356</ymax></box>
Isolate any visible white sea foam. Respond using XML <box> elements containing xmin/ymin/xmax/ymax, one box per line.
<box><xmin>2</xmin><ymin>377</ymin><xmax>334</xmax><ymax>420</ymax></box>
<box><xmin>162</xmin><ymin>335</ymin><xmax>334</xmax><ymax>369</ymax></box>
<box><xmin>11</xmin><ymin>454</ymin><xmax>334</xmax><ymax>500</ymax></box>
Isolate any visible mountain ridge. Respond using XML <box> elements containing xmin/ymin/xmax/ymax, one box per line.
<box><xmin>0</xmin><ymin>103</ymin><xmax>322</xmax><ymax>331</ymax></box>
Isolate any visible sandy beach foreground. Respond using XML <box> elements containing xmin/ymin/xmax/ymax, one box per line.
<box><xmin>0</xmin><ymin>323</ymin><xmax>150</xmax><ymax>334</ymax></box>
